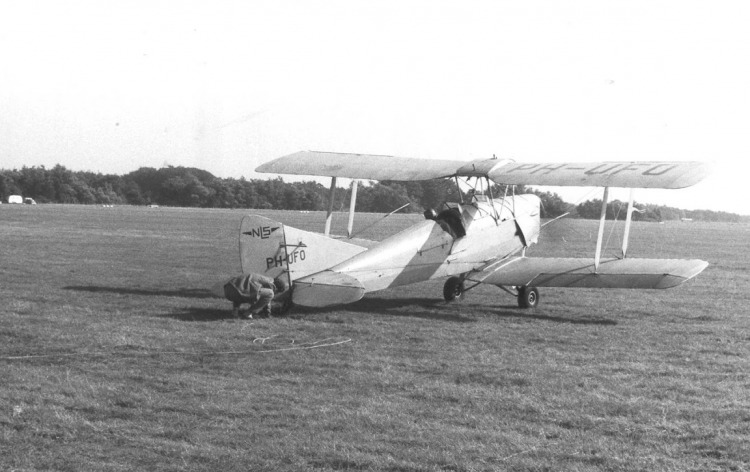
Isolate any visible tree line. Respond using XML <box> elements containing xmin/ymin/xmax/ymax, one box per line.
<box><xmin>0</xmin><ymin>164</ymin><xmax>744</xmax><ymax>222</ymax></box>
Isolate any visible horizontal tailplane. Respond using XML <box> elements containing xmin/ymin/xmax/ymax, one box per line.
<box><xmin>292</xmin><ymin>270</ymin><xmax>366</xmax><ymax>307</ymax></box>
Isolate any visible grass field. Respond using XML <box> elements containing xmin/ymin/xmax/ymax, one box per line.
<box><xmin>1</xmin><ymin>204</ymin><xmax>749</xmax><ymax>471</ymax></box>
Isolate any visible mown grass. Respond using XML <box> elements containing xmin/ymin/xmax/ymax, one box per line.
<box><xmin>1</xmin><ymin>204</ymin><xmax>748</xmax><ymax>471</ymax></box>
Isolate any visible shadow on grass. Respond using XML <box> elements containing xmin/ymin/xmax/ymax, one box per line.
<box><xmin>493</xmin><ymin>308</ymin><xmax>618</xmax><ymax>325</ymax></box>
<box><xmin>64</xmin><ymin>285</ymin><xmax>216</xmax><ymax>299</ymax></box>
<box><xmin>158</xmin><ymin>308</ymin><xmax>233</xmax><ymax>322</ymax></box>
<box><xmin>295</xmin><ymin>296</ymin><xmax>478</xmax><ymax>323</ymax></box>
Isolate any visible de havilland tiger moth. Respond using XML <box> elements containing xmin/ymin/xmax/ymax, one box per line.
<box><xmin>236</xmin><ymin>151</ymin><xmax>710</xmax><ymax>310</ymax></box>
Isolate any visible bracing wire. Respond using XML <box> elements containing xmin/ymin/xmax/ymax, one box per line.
<box><xmin>348</xmin><ymin>203</ymin><xmax>410</xmax><ymax>239</ymax></box>
<box><xmin>537</xmin><ymin>186</ymin><xmax>602</xmax><ymax>242</ymax></box>
<box><xmin>602</xmin><ymin>201</ymin><xmax>624</xmax><ymax>258</ymax></box>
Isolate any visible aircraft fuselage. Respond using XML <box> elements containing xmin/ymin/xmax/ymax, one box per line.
<box><xmin>292</xmin><ymin>194</ymin><xmax>541</xmax><ymax>305</ymax></box>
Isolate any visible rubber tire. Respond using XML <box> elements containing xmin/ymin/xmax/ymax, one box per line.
<box><xmin>443</xmin><ymin>276</ymin><xmax>464</xmax><ymax>302</ymax></box>
<box><xmin>517</xmin><ymin>286</ymin><xmax>539</xmax><ymax>309</ymax></box>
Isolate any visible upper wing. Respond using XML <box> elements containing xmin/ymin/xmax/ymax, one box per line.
<box><xmin>256</xmin><ymin>151</ymin><xmax>466</xmax><ymax>181</ymax></box>
<box><xmin>488</xmin><ymin>161</ymin><xmax>711</xmax><ymax>189</ymax></box>
<box><xmin>476</xmin><ymin>256</ymin><xmax>709</xmax><ymax>289</ymax></box>
<box><xmin>258</xmin><ymin>151</ymin><xmax>711</xmax><ymax>189</ymax></box>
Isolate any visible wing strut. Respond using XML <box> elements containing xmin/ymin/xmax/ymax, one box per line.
<box><xmin>347</xmin><ymin>180</ymin><xmax>358</xmax><ymax>238</ymax></box>
<box><xmin>594</xmin><ymin>187</ymin><xmax>610</xmax><ymax>271</ymax></box>
<box><xmin>324</xmin><ymin>178</ymin><xmax>359</xmax><ymax>238</ymax></box>
<box><xmin>622</xmin><ymin>188</ymin><xmax>635</xmax><ymax>258</ymax></box>
<box><xmin>324</xmin><ymin>177</ymin><xmax>337</xmax><ymax>236</ymax></box>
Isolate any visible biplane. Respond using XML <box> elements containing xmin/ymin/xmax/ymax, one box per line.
<box><xmin>239</xmin><ymin>151</ymin><xmax>710</xmax><ymax>309</ymax></box>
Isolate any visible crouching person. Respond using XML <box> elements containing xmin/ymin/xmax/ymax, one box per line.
<box><xmin>223</xmin><ymin>273</ymin><xmax>289</xmax><ymax>319</ymax></box>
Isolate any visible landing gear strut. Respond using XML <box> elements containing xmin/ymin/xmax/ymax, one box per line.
<box><xmin>517</xmin><ymin>286</ymin><xmax>539</xmax><ymax>309</ymax></box>
<box><xmin>443</xmin><ymin>276</ymin><xmax>464</xmax><ymax>302</ymax></box>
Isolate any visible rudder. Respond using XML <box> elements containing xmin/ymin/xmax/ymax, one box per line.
<box><xmin>239</xmin><ymin>214</ymin><xmax>367</xmax><ymax>284</ymax></box>
<box><xmin>239</xmin><ymin>215</ymin><xmax>290</xmax><ymax>289</ymax></box>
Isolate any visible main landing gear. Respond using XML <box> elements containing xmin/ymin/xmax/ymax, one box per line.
<box><xmin>516</xmin><ymin>286</ymin><xmax>539</xmax><ymax>309</ymax></box>
<box><xmin>443</xmin><ymin>276</ymin><xmax>464</xmax><ymax>302</ymax></box>
<box><xmin>442</xmin><ymin>277</ymin><xmax>539</xmax><ymax>309</ymax></box>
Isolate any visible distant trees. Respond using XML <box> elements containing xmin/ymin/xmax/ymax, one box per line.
<box><xmin>573</xmin><ymin>199</ymin><xmax>743</xmax><ymax>223</ymax></box>
<box><xmin>0</xmin><ymin>166</ymin><xmax>333</xmax><ymax>211</ymax></box>
<box><xmin>355</xmin><ymin>182</ymin><xmax>421</xmax><ymax>213</ymax></box>
<box><xmin>574</xmin><ymin>199</ymin><xmax>673</xmax><ymax>221</ymax></box>
<box><xmin>684</xmin><ymin>208</ymin><xmax>742</xmax><ymax>223</ymax></box>
<box><xmin>531</xmin><ymin>190</ymin><xmax>571</xmax><ymax>218</ymax></box>
<box><xmin>0</xmin><ymin>164</ymin><xmax>742</xmax><ymax>222</ymax></box>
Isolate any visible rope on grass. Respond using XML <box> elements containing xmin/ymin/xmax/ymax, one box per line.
<box><xmin>0</xmin><ymin>337</ymin><xmax>352</xmax><ymax>361</ymax></box>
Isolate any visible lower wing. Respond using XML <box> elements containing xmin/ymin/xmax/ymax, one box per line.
<box><xmin>475</xmin><ymin>257</ymin><xmax>708</xmax><ymax>289</ymax></box>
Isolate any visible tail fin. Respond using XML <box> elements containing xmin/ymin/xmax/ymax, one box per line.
<box><xmin>239</xmin><ymin>214</ymin><xmax>367</xmax><ymax>284</ymax></box>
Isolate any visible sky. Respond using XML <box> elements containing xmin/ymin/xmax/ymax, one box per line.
<box><xmin>1</xmin><ymin>0</ymin><xmax>748</xmax><ymax>214</ymax></box>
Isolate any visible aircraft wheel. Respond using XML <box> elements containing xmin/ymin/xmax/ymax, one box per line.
<box><xmin>443</xmin><ymin>277</ymin><xmax>464</xmax><ymax>302</ymax></box>
<box><xmin>517</xmin><ymin>286</ymin><xmax>539</xmax><ymax>309</ymax></box>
